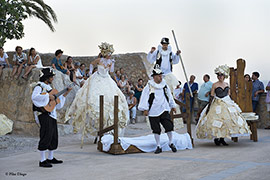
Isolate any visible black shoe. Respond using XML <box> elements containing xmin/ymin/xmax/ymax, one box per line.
<box><xmin>154</xmin><ymin>147</ymin><xmax>162</xmax><ymax>154</ymax></box>
<box><xmin>214</xmin><ymin>138</ymin><xmax>220</xmax><ymax>146</ymax></box>
<box><xmin>219</xmin><ymin>138</ymin><xmax>229</xmax><ymax>146</ymax></box>
<box><xmin>39</xmin><ymin>160</ymin><xmax>52</xmax><ymax>168</ymax></box>
<box><xmin>169</xmin><ymin>144</ymin><xmax>177</xmax><ymax>152</ymax></box>
<box><xmin>47</xmin><ymin>158</ymin><xmax>63</xmax><ymax>164</ymax></box>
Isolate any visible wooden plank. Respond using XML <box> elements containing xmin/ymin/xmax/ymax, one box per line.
<box><xmin>174</xmin><ymin>99</ymin><xmax>186</xmax><ymax>108</ymax></box>
<box><xmin>97</xmin><ymin>125</ymin><xmax>115</xmax><ymax>136</ymax></box>
<box><xmin>172</xmin><ymin>114</ymin><xmax>187</xmax><ymax>119</ymax></box>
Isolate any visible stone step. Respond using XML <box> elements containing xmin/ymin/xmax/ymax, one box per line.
<box><xmin>136</xmin><ymin>115</ymin><xmax>146</xmax><ymax>123</ymax></box>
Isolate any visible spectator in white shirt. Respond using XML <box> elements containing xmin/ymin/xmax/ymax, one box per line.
<box><xmin>11</xmin><ymin>46</ymin><xmax>27</xmax><ymax>79</ymax></box>
<box><xmin>23</xmin><ymin>47</ymin><xmax>43</xmax><ymax>79</ymax></box>
<box><xmin>0</xmin><ymin>47</ymin><xmax>10</xmax><ymax>77</ymax></box>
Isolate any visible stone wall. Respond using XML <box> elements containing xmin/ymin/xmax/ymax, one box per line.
<box><xmin>1</xmin><ymin>52</ymin><xmax>150</xmax><ymax>136</ymax></box>
<box><xmin>6</xmin><ymin>52</ymin><xmax>150</xmax><ymax>85</ymax></box>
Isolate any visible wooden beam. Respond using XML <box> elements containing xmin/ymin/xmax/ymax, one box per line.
<box><xmin>97</xmin><ymin>125</ymin><xmax>115</xmax><ymax>136</ymax></box>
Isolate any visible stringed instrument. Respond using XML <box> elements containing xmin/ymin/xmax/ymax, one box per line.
<box><xmin>43</xmin><ymin>83</ymin><xmax>75</xmax><ymax>112</ymax></box>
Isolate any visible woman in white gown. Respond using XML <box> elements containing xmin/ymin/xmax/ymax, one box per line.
<box><xmin>66</xmin><ymin>43</ymin><xmax>129</xmax><ymax>141</ymax></box>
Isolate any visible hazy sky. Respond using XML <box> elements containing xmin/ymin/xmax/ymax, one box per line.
<box><xmin>4</xmin><ymin>0</ymin><xmax>270</xmax><ymax>85</ymax></box>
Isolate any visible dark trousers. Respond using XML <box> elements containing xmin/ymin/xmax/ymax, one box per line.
<box><xmin>252</xmin><ymin>100</ymin><xmax>259</xmax><ymax>113</ymax></box>
<box><xmin>38</xmin><ymin>114</ymin><xmax>58</xmax><ymax>151</ymax></box>
<box><xmin>149</xmin><ymin>111</ymin><xmax>174</xmax><ymax>135</ymax></box>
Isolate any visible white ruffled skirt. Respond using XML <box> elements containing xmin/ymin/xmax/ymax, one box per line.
<box><xmin>65</xmin><ymin>72</ymin><xmax>129</xmax><ymax>137</ymax></box>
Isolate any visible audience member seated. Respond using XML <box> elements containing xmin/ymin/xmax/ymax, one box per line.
<box><xmin>11</xmin><ymin>46</ymin><xmax>27</xmax><ymax>79</ymax></box>
<box><xmin>114</xmin><ymin>70</ymin><xmax>121</xmax><ymax>83</ymax></box>
<box><xmin>118</xmin><ymin>74</ymin><xmax>130</xmax><ymax>96</ymax></box>
<box><xmin>22</xmin><ymin>47</ymin><xmax>43</xmax><ymax>79</ymax></box>
<box><xmin>74</xmin><ymin>62</ymin><xmax>84</xmax><ymax>87</ymax></box>
<box><xmin>174</xmin><ymin>81</ymin><xmax>183</xmax><ymax>102</ymax></box>
<box><xmin>79</xmin><ymin>63</ymin><xmax>86</xmax><ymax>77</ymax></box>
<box><xmin>0</xmin><ymin>47</ymin><xmax>10</xmax><ymax>78</ymax></box>
<box><xmin>134</xmin><ymin>78</ymin><xmax>144</xmax><ymax>102</ymax></box>
<box><xmin>51</xmin><ymin>49</ymin><xmax>70</xmax><ymax>75</ymax></box>
<box><xmin>127</xmin><ymin>90</ymin><xmax>137</xmax><ymax>124</ymax></box>
<box><xmin>85</xmin><ymin>69</ymin><xmax>90</xmax><ymax>79</ymax></box>
<box><xmin>63</xmin><ymin>56</ymin><xmax>76</xmax><ymax>82</ymax></box>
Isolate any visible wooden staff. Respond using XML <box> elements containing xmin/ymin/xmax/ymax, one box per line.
<box><xmin>172</xmin><ymin>30</ymin><xmax>193</xmax><ymax>98</ymax></box>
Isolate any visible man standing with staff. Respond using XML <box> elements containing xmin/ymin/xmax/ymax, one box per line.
<box><xmin>147</xmin><ymin>37</ymin><xmax>184</xmax><ymax>129</ymax></box>
<box><xmin>147</xmin><ymin>37</ymin><xmax>181</xmax><ymax>93</ymax></box>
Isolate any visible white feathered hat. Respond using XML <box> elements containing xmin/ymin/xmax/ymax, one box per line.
<box><xmin>214</xmin><ymin>64</ymin><xmax>230</xmax><ymax>78</ymax></box>
<box><xmin>98</xmin><ymin>42</ymin><xmax>114</xmax><ymax>57</ymax></box>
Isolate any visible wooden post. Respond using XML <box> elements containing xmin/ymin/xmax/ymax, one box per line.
<box><xmin>230</xmin><ymin>67</ymin><xmax>237</xmax><ymax>102</ymax></box>
<box><xmin>236</xmin><ymin>59</ymin><xmax>246</xmax><ymax>111</ymax></box>
<box><xmin>98</xmin><ymin>95</ymin><xmax>104</xmax><ymax>151</ymax></box>
<box><xmin>113</xmin><ymin>95</ymin><xmax>119</xmax><ymax>145</ymax></box>
<box><xmin>245</xmin><ymin>81</ymin><xmax>253</xmax><ymax>112</ymax></box>
<box><xmin>109</xmin><ymin>95</ymin><xmax>124</xmax><ymax>154</ymax></box>
<box><xmin>186</xmin><ymin>93</ymin><xmax>193</xmax><ymax>146</ymax></box>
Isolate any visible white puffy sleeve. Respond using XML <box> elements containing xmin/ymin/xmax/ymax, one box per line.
<box><xmin>56</xmin><ymin>95</ymin><xmax>66</xmax><ymax>110</ymax></box>
<box><xmin>138</xmin><ymin>84</ymin><xmax>150</xmax><ymax>111</ymax></box>
<box><xmin>31</xmin><ymin>86</ymin><xmax>49</xmax><ymax>107</ymax></box>
<box><xmin>89</xmin><ymin>64</ymin><xmax>93</xmax><ymax>75</ymax></box>
<box><xmin>147</xmin><ymin>50</ymin><xmax>158</xmax><ymax>64</ymax></box>
<box><xmin>110</xmin><ymin>59</ymin><xmax>115</xmax><ymax>73</ymax></box>
<box><xmin>172</xmin><ymin>52</ymin><xmax>180</xmax><ymax>64</ymax></box>
<box><xmin>167</xmin><ymin>85</ymin><xmax>176</xmax><ymax>108</ymax></box>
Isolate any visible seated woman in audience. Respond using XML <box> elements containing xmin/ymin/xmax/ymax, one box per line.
<box><xmin>63</xmin><ymin>56</ymin><xmax>76</xmax><ymax>82</ymax></box>
<box><xmin>11</xmin><ymin>46</ymin><xmax>27</xmax><ymax>79</ymax></box>
<box><xmin>127</xmin><ymin>90</ymin><xmax>137</xmax><ymax>124</ymax></box>
<box><xmin>118</xmin><ymin>74</ymin><xmax>130</xmax><ymax>96</ymax></box>
<box><xmin>51</xmin><ymin>49</ymin><xmax>70</xmax><ymax>75</ymax></box>
<box><xmin>85</xmin><ymin>69</ymin><xmax>90</xmax><ymax>79</ymax></box>
<box><xmin>74</xmin><ymin>62</ymin><xmax>85</xmax><ymax>87</ymax></box>
<box><xmin>79</xmin><ymin>63</ymin><xmax>86</xmax><ymax>77</ymax></box>
<box><xmin>22</xmin><ymin>48</ymin><xmax>43</xmax><ymax>79</ymax></box>
<box><xmin>114</xmin><ymin>70</ymin><xmax>121</xmax><ymax>83</ymax></box>
<box><xmin>134</xmin><ymin>78</ymin><xmax>144</xmax><ymax>102</ymax></box>
<box><xmin>0</xmin><ymin>47</ymin><xmax>10</xmax><ymax>78</ymax></box>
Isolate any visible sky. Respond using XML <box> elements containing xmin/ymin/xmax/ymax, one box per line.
<box><xmin>3</xmin><ymin>0</ymin><xmax>270</xmax><ymax>85</ymax></box>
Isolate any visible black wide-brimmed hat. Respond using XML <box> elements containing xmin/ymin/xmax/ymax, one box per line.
<box><xmin>39</xmin><ymin>68</ymin><xmax>55</xmax><ymax>80</ymax></box>
<box><xmin>151</xmin><ymin>66</ymin><xmax>164</xmax><ymax>77</ymax></box>
<box><xmin>160</xmin><ymin>37</ymin><xmax>170</xmax><ymax>44</ymax></box>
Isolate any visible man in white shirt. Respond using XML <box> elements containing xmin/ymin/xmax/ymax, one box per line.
<box><xmin>32</xmin><ymin>68</ymin><xmax>72</xmax><ymax>168</ymax></box>
<box><xmin>138</xmin><ymin>68</ymin><xmax>177</xmax><ymax>154</ymax></box>
<box><xmin>147</xmin><ymin>37</ymin><xmax>181</xmax><ymax>93</ymax></box>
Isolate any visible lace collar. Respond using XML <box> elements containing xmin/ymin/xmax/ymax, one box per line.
<box><xmin>148</xmin><ymin>79</ymin><xmax>167</xmax><ymax>89</ymax></box>
<box><xmin>158</xmin><ymin>45</ymin><xmax>172</xmax><ymax>56</ymax></box>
